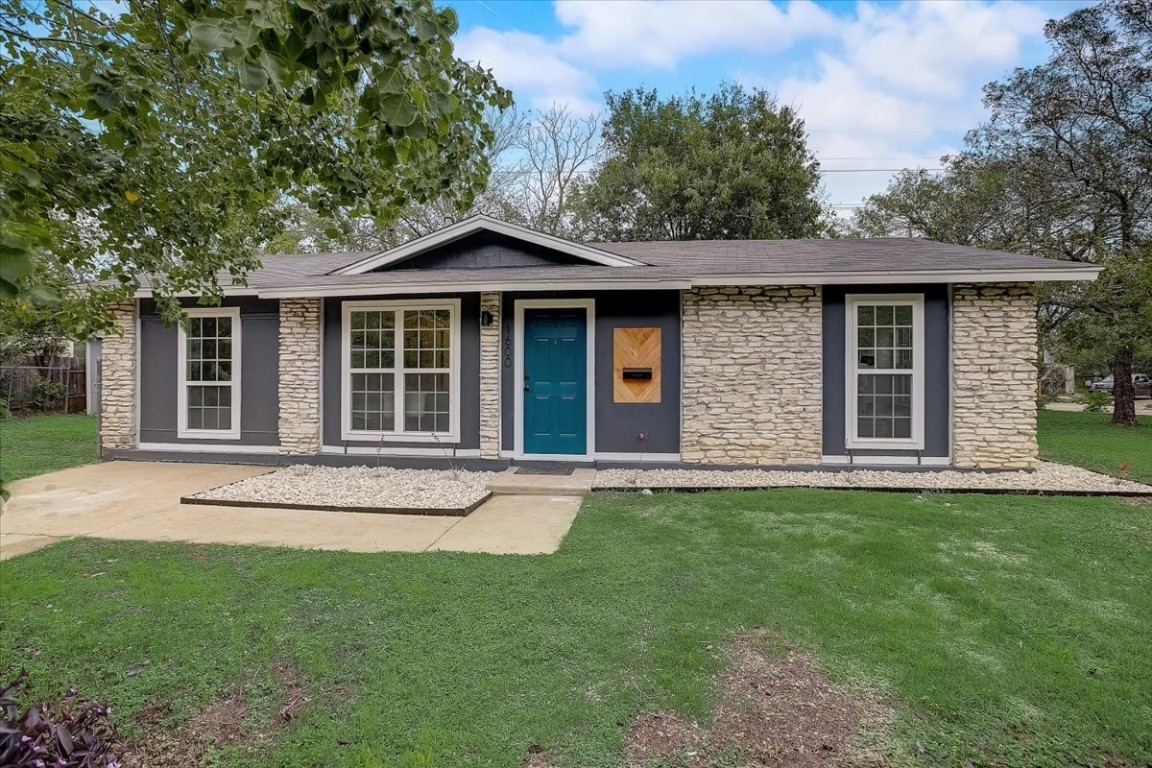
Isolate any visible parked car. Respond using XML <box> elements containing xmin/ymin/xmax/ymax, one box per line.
<box><xmin>1087</xmin><ymin>373</ymin><xmax>1152</xmax><ymax>398</ymax></box>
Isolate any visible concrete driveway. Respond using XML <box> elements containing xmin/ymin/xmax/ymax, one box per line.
<box><xmin>0</xmin><ymin>461</ymin><xmax>581</xmax><ymax>560</ymax></box>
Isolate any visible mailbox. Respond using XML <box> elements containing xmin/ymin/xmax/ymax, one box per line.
<box><xmin>613</xmin><ymin>327</ymin><xmax>661</xmax><ymax>403</ymax></box>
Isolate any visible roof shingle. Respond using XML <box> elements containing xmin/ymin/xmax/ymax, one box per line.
<box><xmin>134</xmin><ymin>235</ymin><xmax>1099</xmax><ymax>295</ymax></box>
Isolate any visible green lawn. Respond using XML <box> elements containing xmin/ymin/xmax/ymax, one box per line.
<box><xmin>0</xmin><ymin>413</ymin><xmax>98</xmax><ymax>482</ymax></box>
<box><xmin>1038</xmin><ymin>409</ymin><xmax>1152</xmax><ymax>483</ymax></box>
<box><xmin>3</xmin><ymin>490</ymin><xmax>1151</xmax><ymax>767</ymax></box>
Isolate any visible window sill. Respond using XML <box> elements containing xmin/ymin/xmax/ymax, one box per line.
<box><xmin>176</xmin><ymin>430</ymin><xmax>243</xmax><ymax>441</ymax></box>
<box><xmin>340</xmin><ymin>431</ymin><xmax>459</xmax><ymax>444</ymax></box>
<box><xmin>845</xmin><ymin>439</ymin><xmax>925</xmax><ymax>451</ymax></box>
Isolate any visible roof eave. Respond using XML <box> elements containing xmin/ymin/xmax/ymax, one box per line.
<box><xmin>691</xmin><ymin>266</ymin><xmax>1103</xmax><ymax>286</ymax></box>
<box><xmin>133</xmin><ymin>286</ymin><xmax>260</xmax><ymax>299</ymax></box>
<box><xmin>131</xmin><ymin>265</ymin><xmax>1101</xmax><ymax>299</ymax></box>
<box><xmin>258</xmin><ymin>277</ymin><xmax>692</xmax><ymax>298</ymax></box>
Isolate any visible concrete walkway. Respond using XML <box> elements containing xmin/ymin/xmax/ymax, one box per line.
<box><xmin>0</xmin><ymin>462</ymin><xmax>581</xmax><ymax>560</ymax></box>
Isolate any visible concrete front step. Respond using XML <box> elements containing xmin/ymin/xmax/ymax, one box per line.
<box><xmin>486</xmin><ymin>467</ymin><xmax>595</xmax><ymax>496</ymax></box>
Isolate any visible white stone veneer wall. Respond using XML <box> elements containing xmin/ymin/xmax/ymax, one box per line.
<box><xmin>479</xmin><ymin>292</ymin><xmax>501</xmax><ymax>459</ymax></box>
<box><xmin>681</xmin><ymin>286</ymin><xmax>823</xmax><ymax>464</ymax></box>
<box><xmin>99</xmin><ymin>301</ymin><xmax>137</xmax><ymax>451</ymax></box>
<box><xmin>278</xmin><ymin>298</ymin><xmax>322</xmax><ymax>455</ymax></box>
<box><xmin>952</xmin><ymin>283</ymin><xmax>1038</xmax><ymax>469</ymax></box>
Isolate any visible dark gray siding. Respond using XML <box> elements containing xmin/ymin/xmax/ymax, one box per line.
<box><xmin>322</xmin><ymin>294</ymin><xmax>481</xmax><ymax>450</ymax></box>
<box><xmin>500</xmin><ymin>291</ymin><xmax>681</xmax><ymax>455</ymax></box>
<box><xmin>139</xmin><ymin>297</ymin><xmax>280</xmax><ymax>446</ymax></box>
<box><xmin>382</xmin><ymin>231</ymin><xmax>601</xmax><ymax>271</ymax></box>
<box><xmin>87</xmin><ymin>339</ymin><xmax>102</xmax><ymax>415</ymax></box>
<box><xmin>822</xmin><ymin>285</ymin><xmax>950</xmax><ymax>458</ymax></box>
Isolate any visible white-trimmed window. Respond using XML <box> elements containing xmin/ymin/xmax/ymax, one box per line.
<box><xmin>177</xmin><ymin>307</ymin><xmax>241</xmax><ymax>439</ymax></box>
<box><xmin>846</xmin><ymin>295</ymin><xmax>924</xmax><ymax>449</ymax></box>
<box><xmin>341</xmin><ymin>299</ymin><xmax>461</xmax><ymax>442</ymax></box>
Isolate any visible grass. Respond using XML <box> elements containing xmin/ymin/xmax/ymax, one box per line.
<box><xmin>0</xmin><ymin>408</ymin><xmax>1149</xmax><ymax>764</ymax></box>
<box><xmin>1037</xmin><ymin>409</ymin><xmax>1152</xmax><ymax>483</ymax></box>
<box><xmin>3</xmin><ymin>490</ymin><xmax>1151</xmax><ymax>767</ymax></box>
<box><xmin>0</xmin><ymin>413</ymin><xmax>98</xmax><ymax>483</ymax></box>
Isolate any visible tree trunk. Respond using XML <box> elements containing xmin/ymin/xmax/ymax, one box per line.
<box><xmin>1111</xmin><ymin>346</ymin><xmax>1136</xmax><ymax>426</ymax></box>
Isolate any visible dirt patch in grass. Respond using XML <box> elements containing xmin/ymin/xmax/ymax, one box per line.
<box><xmin>119</xmin><ymin>664</ymin><xmax>310</xmax><ymax>767</ymax></box>
<box><xmin>275</xmin><ymin>663</ymin><xmax>309</xmax><ymax>724</ymax></box>
<box><xmin>523</xmin><ymin>743</ymin><xmax>557</xmax><ymax>767</ymax></box>
<box><xmin>134</xmin><ymin>697</ymin><xmax>174</xmax><ymax>727</ymax></box>
<box><xmin>121</xmin><ymin>690</ymin><xmax>249</xmax><ymax>767</ymax></box>
<box><xmin>626</xmin><ymin>712</ymin><xmax>710</xmax><ymax>765</ymax></box>
<box><xmin>622</xmin><ymin>635</ymin><xmax>891</xmax><ymax>767</ymax></box>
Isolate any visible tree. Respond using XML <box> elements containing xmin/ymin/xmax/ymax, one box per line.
<box><xmin>0</xmin><ymin>0</ymin><xmax>510</xmax><ymax>332</ymax></box>
<box><xmin>977</xmin><ymin>0</ymin><xmax>1152</xmax><ymax>425</ymax></box>
<box><xmin>574</xmin><ymin>83</ymin><xmax>824</xmax><ymax>242</ymax></box>
<box><xmin>0</xmin><ymin>300</ymin><xmax>72</xmax><ymax>368</ymax></box>
<box><xmin>497</xmin><ymin>105</ymin><xmax>601</xmax><ymax>238</ymax></box>
<box><xmin>264</xmin><ymin>104</ymin><xmax>599</xmax><ymax>252</ymax></box>
<box><xmin>854</xmin><ymin>0</ymin><xmax>1152</xmax><ymax>425</ymax></box>
<box><xmin>852</xmin><ymin>157</ymin><xmax>1027</xmax><ymax>248</ymax></box>
<box><xmin>264</xmin><ymin>106</ymin><xmax>523</xmax><ymax>253</ymax></box>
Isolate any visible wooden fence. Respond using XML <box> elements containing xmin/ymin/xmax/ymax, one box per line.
<box><xmin>0</xmin><ymin>364</ymin><xmax>87</xmax><ymax>414</ymax></box>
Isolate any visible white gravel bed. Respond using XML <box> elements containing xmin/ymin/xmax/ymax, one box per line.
<box><xmin>594</xmin><ymin>461</ymin><xmax>1152</xmax><ymax>495</ymax></box>
<box><xmin>189</xmin><ymin>465</ymin><xmax>498</xmax><ymax>510</ymax></box>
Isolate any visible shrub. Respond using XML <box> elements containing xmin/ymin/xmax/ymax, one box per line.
<box><xmin>1036</xmin><ymin>394</ymin><xmax>1053</xmax><ymax>410</ymax></box>
<box><xmin>30</xmin><ymin>377</ymin><xmax>65</xmax><ymax>412</ymax></box>
<box><xmin>1080</xmin><ymin>390</ymin><xmax>1111</xmax><ymax>413</ymax></box>
<box><xmin>0</xmin><ymin>671</ymin><xmax>122</xmax><ymax>768</ymax></box>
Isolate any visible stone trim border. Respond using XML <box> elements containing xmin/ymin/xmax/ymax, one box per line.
<box><xmin>180</xmin><ymin>491</ymin><xmax>492</xmax><ymax>517</ymax></box>
<box><xmin>593</xmin><ymin>486</ymin><xmax>1151</xmax><ymax>498</ymax></box>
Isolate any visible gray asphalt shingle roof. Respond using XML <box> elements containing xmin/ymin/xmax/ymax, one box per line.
<box><xmin>591</xmin><ymin>238</ymin><xmax>1081</xmax><ymax>273</ymax></box>
<box><xmin>135</xmin><ymin>235</ymin><xmax>1095</xmax><ymax>295</ymax></box>
<box><xmin>243</xmin><ymin>237</ymin><xmax>1090</xmax><ymax>290</ymax></box>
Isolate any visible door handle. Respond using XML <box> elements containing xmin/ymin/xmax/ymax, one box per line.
<box><xmin>523</xmin><ymin>384</ymin><xmax>531</xmax><ymax>392</ymax></box>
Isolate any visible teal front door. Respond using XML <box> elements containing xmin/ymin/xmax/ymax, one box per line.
<box><xmin>523</xmin><ymin>307</ymin><xmax>587</xmax><ymax>455</ymax></box>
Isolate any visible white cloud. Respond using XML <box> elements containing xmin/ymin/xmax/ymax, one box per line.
<box><xmin>454</xmin><ymin>27</ymin><xmax>599</xmax><ymax>113</ymax></box>
<box><xmin>554</xmin><ymin>0</ymin><xmax>837</xmax><ymax>68</ymax></box>
<box><xmin>762</xmin><ymin>1</ymin><xmax>1048</xmax><ymax>206</ymax></box>
<box><xmin>454</xmin><ymin>0</ymin><xmax>1053</xmax><ymax>206</ymax></box>
<box><xmin>842</xmin><ymin>1</ymin><xmax>1046</xmax><ymax>97</ymax></box>
<box><xmin>779</xmin><ymin>55</ymin><xmax>936</xmax><ymax>142</ymax></box>
<box><xmin>455</xmin><ymin>1</ymin><xmax>835</xmax><ymax>111</ymax></box>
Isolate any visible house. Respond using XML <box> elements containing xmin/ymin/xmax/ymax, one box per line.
<box><xmin>98</xmin><ymin>215</ymin><xmax>1100</xmax><ymax>470</ymax></box>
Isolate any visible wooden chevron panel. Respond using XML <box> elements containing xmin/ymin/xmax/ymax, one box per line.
<box><xmin>613</xmin><ymin>327</ymin><xmax>661</xmax><ymax>403</ymax></box>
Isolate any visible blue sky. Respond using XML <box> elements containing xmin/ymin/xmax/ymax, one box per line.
<box><xmin>448</xmin><ymin>0</ymin><xmax>1083</xmax><ymax>210</ymax></box>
